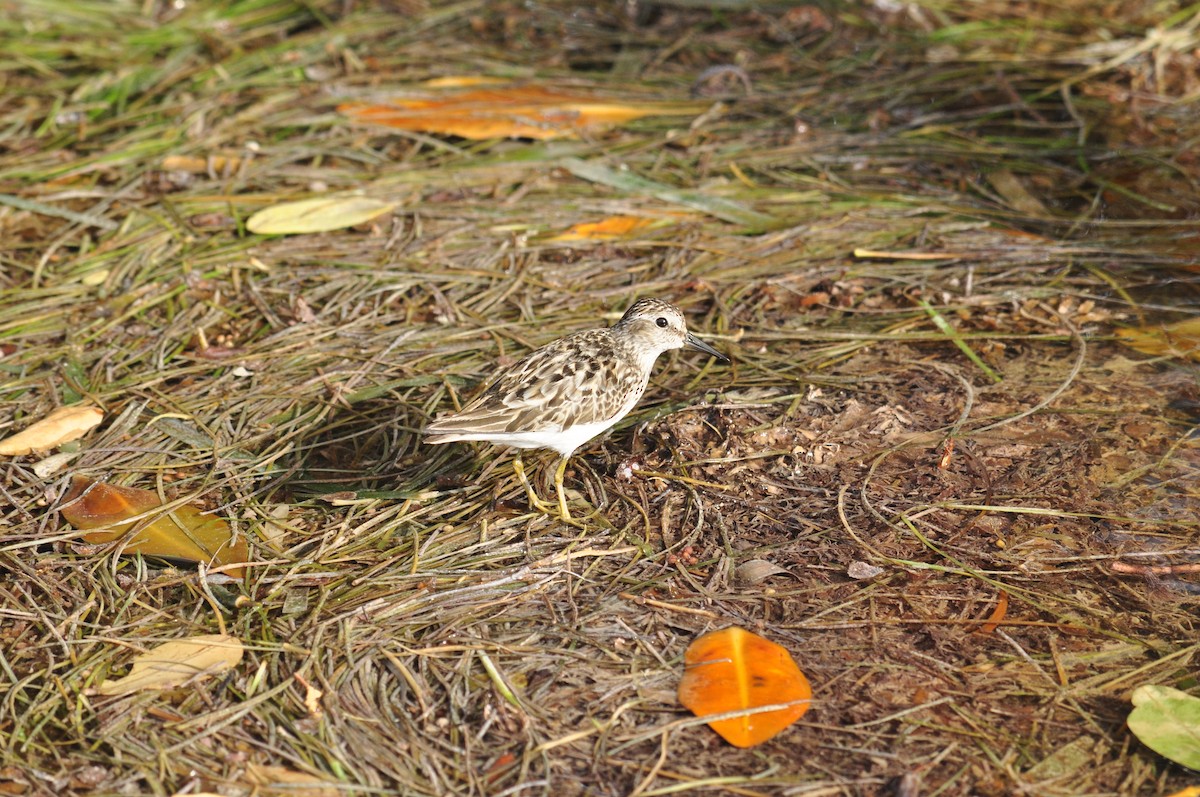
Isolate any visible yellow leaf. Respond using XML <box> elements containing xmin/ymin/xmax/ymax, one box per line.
<box><xmin>95</xmin><ymin>634</ymin><xmax>243</xmax><ymax>696</ymax></box>
<box><xmin>853</xmin><ymin>249</ymin><xmax>970</xmax><ymax>260</ymax></box>
<box><xmin>242</xmin><ymin>764</ymin><xmax>341</xmax><ymax>797</ymax></box>
<box><xmin>422</xmin><ymin>75</ymin><xmax>511</xmax><ymax>88</ymax></box>
<box><xmin>259</xmin><ymin>503</ymin><xmax>291</xmax><ymax>552</ymax></box>
<box><xmin>246</xmin><ymin>197</ymin><xmax>396</xmax><ymax>235</ymax></box>
<box><xmin>0</xmin><ymin>405</ymin><xmax>103</xmax><ymax>456</ymax></box>
<box><xmin>297</xmin><ymin>674</ymin><xmax>323</xmax><ymax>717</ymax></box>
<box><xmin>81</xmin><ymin>268</ymin><xmax>109</xmax><ymax>286</ymax></box>
<box><xmin>1116</xmin><ymin>317</ymin><xmax>1200</xmax><ymax>361</ymax></box>
<box><xmin>161</xmin><ymin>153</ymin><xmax>243</xmax><ymax>174</ymax></box>
<box><xmin>339</xmin><ymin>85</ymin><xmax>702</xmax><ymax>141</ymax></box>
<box><xmin>678</xmin><ymin>627</ymin><xmax>811</xmax><ymax>748</ymax></box>
<box><xmin>60</xmin><ymin>477</ymin><xmax>250</xmax><ymax>578</ymax></box>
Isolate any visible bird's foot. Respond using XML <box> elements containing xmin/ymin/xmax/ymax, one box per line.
<box><xmin>513</xmin><ymin>457</ymin><xmax>571</xmax><ymax>521</ymax></box>
<box><xmin>511</xmin><ymin>456</ymin><xmax>596</xmax><ymax>525</ymax></box>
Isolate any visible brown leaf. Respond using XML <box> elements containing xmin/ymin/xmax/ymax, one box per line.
<box><xmin>95</xmin><ymin>634</ymin><xmax>244</xmax><ymax>696</ymax></box>
<box><xmin>987</xmin><ymin>169</ymin><xmax>1052</xmax><ymax>216</ymax></box>
<box><xmin>847</xmin><ymin>561</ymin><xmax>884</xmax><ymax>580</ymax></box>
<box><xmin>1116</xmin><ymin>317</ymin><xmax>1200</xmax><ymax>361</ymax></box>
<box><xmin>678</xmin><ymin>627</ymin><xmax>811</xmax><ymax>748</ymax></box>
<box><xmin>60</xmin><ymin>477</ymin><xmax>250</xmax><ymax>578</ymax></box>
<box><xmin>0</xmin><ymin>405</ymin><xmax>103</xmax><ymax>456</ymax></box>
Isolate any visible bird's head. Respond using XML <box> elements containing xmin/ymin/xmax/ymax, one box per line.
<box><xmin>615</xmin><ymin>298</ymin><xmax>727</xmax><ymax>362</ymax></box>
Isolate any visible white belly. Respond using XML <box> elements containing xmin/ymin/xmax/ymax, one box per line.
<box><xmin>484</xmin><ymin>417</ymin><xmax>623</xmax><ymax>456</ymax></box>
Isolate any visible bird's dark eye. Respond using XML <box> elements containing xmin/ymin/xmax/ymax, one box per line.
<box><xmin>656</xmin><ymin>317</ymin><xmax>668</xmax><ymax>328</ymax></box>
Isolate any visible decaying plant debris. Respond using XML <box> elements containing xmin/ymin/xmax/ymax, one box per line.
<box><xmin>2</xmin><ymin>1</ymin><xmax>1199</xmax><ymax>795</ymax></box>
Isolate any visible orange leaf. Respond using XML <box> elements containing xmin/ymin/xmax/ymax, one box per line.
<box><xmin>548</xmin><ymin>215</ymin><xmax>657</xmax><ymax>241</ymax></box>
<box><xmin>978</xmin><ymin>590</ymin><xmax>1009</xmax><ymax>634</ymax></box>
<box><xmin>548</xmin><ymin>211</ymin><xmax>692</xmax><ymax>241</ymax></box>
<box><xmin>339</xmin><ymin>85</ymin><xmax>702</xmax><ymax>141</ymax></box>
<box><xmin>60</xmin><ymin>477</ymin><xmax>249</xmax><ymax>578</ymax></box>
<box><xmin>678</xmin><ymin>627</ymin><xmax>811</xmax><ymax>747</ymax></box>
<box><xmin>1115</xmin><ymin>317</ymin><xmax>1200</xmax><ymax>361</ymax></box>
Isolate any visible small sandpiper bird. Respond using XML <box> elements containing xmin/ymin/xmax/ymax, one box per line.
<box><xmin>424</xmin><ymin>298</ymin><xmax>727</xmax><ymax>519</ymax></box>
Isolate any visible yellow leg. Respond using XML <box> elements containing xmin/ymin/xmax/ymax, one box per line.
<box><xmin>553</xmin><ymin>456</ymin><xmax>571</xmax><ymax>521</ymax></box>
<box><xmin>512</xmin><ymin>456</ymin><xmax>555</xmax><ymax>514</ymax></box>
<box><xmin>512</xmin><ymin>455</ymin><xmax>578</xmax><ymax>522</ymax></box>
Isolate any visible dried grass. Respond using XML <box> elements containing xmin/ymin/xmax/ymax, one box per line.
<box><xmin>2</xmin><ymin>1</ymin><xmax>1200</xmax><ymax>795</ymax></box>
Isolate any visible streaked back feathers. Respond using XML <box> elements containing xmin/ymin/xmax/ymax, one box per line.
<box><xmin>423</xmin><ymin>298</ymin><xmax>724</xmax><ymax>456</ymax></box>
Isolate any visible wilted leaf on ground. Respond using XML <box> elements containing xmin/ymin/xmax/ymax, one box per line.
<box><xmin>0</xmin><ymin>405</ymin><xmax>103</xmax><ymax>456</ymax></box>
<box><xmin>95</xmin><ymin>634</ymin><xmax>244</xmax><ymax>696</ymax></box>
<box><xmin>978</xmin><ymin>591</ymin><xmax>1009</xmax><ymax>634</ymax></box>
<box><xmin>161</xmin><ymin>153</ymin><xmax>243</xmax><ymax>174</ymax></box>
<box><xmin>246</xmin><ymin>197</ymin><xmax>396</xmax><ymax>235</ymax></box>
<box><xmin>32</xmin><ymin>451</ymin><xmax>78</xmax><ymax>479</ymax></box>
<box><xmin>987</xmin><ymin>169</ymin><xmax>1052</xmax><ymax>216</ymax></box>
<box><xmin>60</xmin><ymin>476</ymin><xmax>250</xmax><ymax>578</ymax></box>
<box><xmin>1128</xmin><ymin>685</ymin><xmax>1200</xmax><ymax>770</ymax></box>
<box><xmin>1115</xmin><ymin>317</ymin><xmax>1200</xmax><ymax>361</ymax></box>
<box><xmin>242</xmin><ymin>764</ymin><xmax>341</xmax><ymax>797</ymax></box>
<box><xmin>1024</xmin><ymin>736</ymin><xmax>1097</xmax><ymax>780</ymax></box>
<box><xmin>422</xmin><ymin>75</ymin><xmax>511</xmax><ymax>88</ymax></box>
<box><xmin>847</xmin><ymin>561</ymin><xmax>884</xmax><ymax>580</ymax></box>
<box><xmin>561</xmin><ymin>158</ymin><xmax>778</xmax><ymax>230</ymax></box>
<box><xmin>547</xmin><ymin>214</ymin><xmax>669</xmax><ymax>242</ymax></box>
<box><xmin>853</xmin><ymin>249</ymin><xmax>970</xmax><ymax>260</ymax></box>
<box><xmin>258</xmin><ymin>503</ymin><xmax>292</xmax><ymax>552</ymax></box>
<box><xmin>733</xmin><ymin>559</ymin><xmax>792</xmax><ymax>586</ymax></box>
<box><xmin>678</xmin><ymin>626</ymin><xmax>811</xmax><ymax>747</ymax></box>
<box><xmin>339</xmin><ymin>85</ymin><xmax>703</xmax><ymax>140</ymax></box>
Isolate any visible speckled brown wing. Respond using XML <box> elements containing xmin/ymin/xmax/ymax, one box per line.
<box><xmin>426</xmin><ymin>329</ymin><xmax>640</xmax><ymax>435</ymax></box>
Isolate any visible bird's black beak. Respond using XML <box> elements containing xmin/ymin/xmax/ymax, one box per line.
<box><xmin>685</xmin><ymin>332</ymin><xmax>728</xmax><ymax>362</ymax></box>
